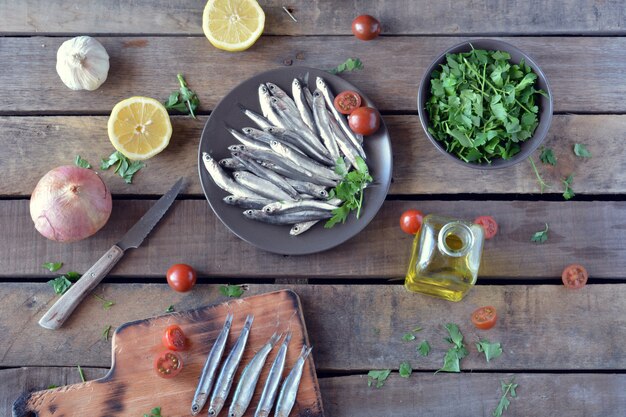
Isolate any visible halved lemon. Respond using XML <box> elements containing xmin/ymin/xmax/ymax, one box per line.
<box><xmin>107</xmin><ymin>96</ymin><xmax>172</xmax><ymax>161</ymax></box>
<box><xmin>202</xmin><ymin>0</ymin><xmax>265</xmax><ymax>52</ymax></box>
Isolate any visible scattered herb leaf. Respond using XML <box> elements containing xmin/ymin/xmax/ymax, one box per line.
<box><xmin>74</xmin><ymin>155</ymin><xmax>92</xmax><ymax>169</ymax></box>
<box><xmin>48</xmin><ymin>276</ymin><xmax>72</xmax><ymax>295</ymax></box>
<box><xmin>102</xmin><ymin>325</ymin><xmax>112</xmax><ymax>342</ymax></box>
<box><xmin>325</xmin><ymin>156</ymin><xmax>372</xmax><ymax>228</ymax></box>
<box><xmin>144</xmin><ymin>407</ymin><xmax>164</xmax><ymax>417</ymax></box>
<box><xmin>219</xmin><ymin>284</ymin><xmax>246</xmax><ymax>298</ymax></box>
<box><xmin>476</xmin><ymin>339</ymin><xmax>503</xmax><ymax>362</ymax></box>
<box><xmin>531</xmin><ymin>223</ymin><xmax>549</xmax><ymax>243</ymax></box>
<box><xmin>573</xmin><ymin>143</ymin><xmax>591</xmax><ymax>158</ymax></box>
<box><xmin>42</xmin><ymin>262</ymin><xmax>63</xmax><ymax>272</ymax></box>
<box><xmin>562</xmin><ymin>174</ymin><xmax>575</xmax><ymax>200</ymax></box>
<box><xmin>94</xmin><ymin>294</ymin><xmax>115</xmax><ymax>310</ymax></box>
<box><xmin>493</xmin><ymin>377</ymin><xmax>518</xmax><ymax>417</ymax></box>
<box><xmin>328</xmin><ymin>57</ymin><xmax>363</xmax><ymax>75</ymax></box>
<box><xmin>437</xmin><ymin>323</ymin><xmax>468</xmax><ymax>373</ymax></box>
<box><xmin>539</xmin><ymin>147</ymin><xmax>556</xmax><ymax>165</ymax></box>
<box><xmin>402</xmin><ymin>332</ymin><xmax>416</xmax><ymax>342</ymax></box>
<box><xmin>164</xmin><ymin>73</ymin><xmax>200</xmax><ymax>118</ymax></box>
<box><xmin>367</xmin><ymin>369</ymin><xmax>391</xmax><ymax>388</ymax></box>
<box><xmin>165</xmin><ymin>305</ymin><xmax>175</xmax><ymax>313</ymax></box>
<box><xmin>100</xmin><ymin>151</ymin><xmax>144</xmax><ymax>184</ymax></box>
<box><xmin>529</xmin><ymin>157</ymin><xmax>551</xmax><ymax>193</ymax></box>
<box><xmin>77</xmin><ymin>365</ymin><xmax>86</xmax><ymax>383</ymax></box>
<box><xmin>65</xmin><ymin>271</ymin><xmax>81</xmax><ymax>281</ymax></box>
<box><xmin>399</xmin><ymin>362</ymin><xmax>412</xmax><ymax>378</ymax></box>
<box><xmin>412</xmin><ymin>326</ymin><xmax>423</xmax><ymax>333</ymax></box>
<box><xmin>417</xmin><ymin>340</ymin><xmax>431</xmax><ymax>357</ymax></box>
<box><xmin>47</xmin><ymin>384</ymin><xmax>58</xmax><ymax>390</ymax></box>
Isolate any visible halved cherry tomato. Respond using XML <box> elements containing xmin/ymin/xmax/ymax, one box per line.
<box><xmin>471</xmin><ymin>306</ymin><xmax>497</xmax><ymax>330</ymax></box>
<box><xmin>154</xmin><ymin>350</ymin><xmax>183</xmax><ymax>378</ymax></box>
<box><xmin>562</xmin><ymin>264</ymin><xmax>588</xmax><ymax>289</ymax></box>
<box><xmin>166</xmin><ymin>264</ymin><xmax>197</xmax><ymax>293</ymax></box>
<box><xmin>474</xmin><ymin>216</ymin><xmax>498</xmax><ymax>239</ymax></box>
<box><xmin>348</xmin><ymin>106</ymin><xmax>380</xmax><ymax>136</ymax></box>
<box><xmin>400</xmin><ymin>209</ymin><xmax>424</xmax><ymax>235</ymax></box>
<box><xmin>162</xmin><ymin>325</ymin><xmax>187</xmax><ymax>351</ymax></box>
<box><xmin>334</xmin><ymin>91</ymin><xmax>362</xmax><ymax>115</ymax></box>
<box><xmin>351</xmin><ymin>15</ymin><xmax>381</xmax><ymax>41</ymax></box>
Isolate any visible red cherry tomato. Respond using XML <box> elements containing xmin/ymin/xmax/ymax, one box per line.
<box><xmin>166</xmin><ymin>264</ymin><xmax>197</xmax><ymax>292</ymax></box>
<box><xmin>334</xmin><ymin>91</ymin><xmax>362</xmax><ymax>115</ymax></box>
<box><xmin>348</xmin><ymin>107</ymin><xmax>380</xmax><ymax>136</ymax></box>
<box><xmin>471</xmin><ymin>306</ymin><xmax>498</xmax><ymax>330</ymax></box>
<box><xmin>400</xmin><ymin>210</ymin><xmax>424</xmax><ymax>235</ymax></box>
<box><xmin>562</xmin><ymin>264</ymin><xmax>588</xmax><ymax>289</ymax></box>
<box><xmin>162</xmin><ymin>325</ymin><xmax>187</xmax><ymax>351</ymax></box>
<box><xmin>154</xmin><ymin>350</ymin><xmax>183</xmax><ymax>378</ymax></box>
<box><xmin>474</xmin><ymin>216</ymin><xmax>498</xmax><ymax>239</ymax></box>
<box><xmin>351</xmin><ymin>15</ymin><xmax>381</xmax><ymax>41</ymax></box>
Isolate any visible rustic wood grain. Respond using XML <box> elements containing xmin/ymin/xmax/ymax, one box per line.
<box><xmin>2</xmin><ymin>0</ymin><xmax>624</xmax><ymax>36</ymax></box>
<box><xmin>13</xmin><ymin>290</ymin><xmax>323</xmax><ymax>417</ymax></box>
<box><xmin>2</xmin><ymin>283</ymin><xmax>625</xmax><ymax>371</ymax></box>
<box><xmin>1</xmin><ymin>36</ymin><xmax>625</xmax><ymax>113</ymax></box>
<box><xmin>2</xmin><ymin>199</ymin><xmax>625</xmax><ymax>279</ymax></box>
<box><xmin>1</xmin><ymin>115</ymin><xmax>622</xmax><ymax>197</ymax></box>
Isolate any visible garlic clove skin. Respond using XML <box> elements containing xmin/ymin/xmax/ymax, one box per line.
<box><xmin>56</xmin><ymin>36</ymin><xmax>110</xmax><ymax>91</ymax></box>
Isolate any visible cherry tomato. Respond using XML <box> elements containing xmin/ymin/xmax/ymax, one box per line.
<box><xmin>562</xmin><ymin>264</ymin><xmax>588</xmax><ymax>289</ymax></box>
<box><xmin>162</xmin><ymin>325</ymin><xmax>187</xmax><ymax>351</ymax></box>
<box><xmin>351</xmin><ymin>15</ymin><xmax>381</xmax><ymax>41</ymax></box>
<box><xmin>474</xmin><ymin>216</ymin><xmax>498</xmax><ymax>239</ymax></box>
<box><xmin>471</xmin><ymin>306</ymin><xmax>498</xmax><ymax>330</ymax></box>
<box><xmin>154</xmin><ymin>350</ymin><xmax>183</xmax><ymax>378</ymax></box>
<box><xmin>348</xmin><ymin>106</ymin><xmax>380</xmax><ymax>136</ymax></box>
<box><xmin>334</xmin><ymin>91</ymin><xmax>362</xmax><ymax>115</ymax></box>
<box><xmin>166</xmin><ymin>264</ymin><xmax>197</xmax><ymax>292</ymax></box>
<box><xmin>400</xmin><ymin>209</ymin><xmax>424</xmax><ymax>235</ymax></box>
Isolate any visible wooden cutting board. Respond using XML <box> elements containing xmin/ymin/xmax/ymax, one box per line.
<box><xmin>13</xmin><ymin>290</ymin><xmax>324</xmax><ymax>417</ymax></box>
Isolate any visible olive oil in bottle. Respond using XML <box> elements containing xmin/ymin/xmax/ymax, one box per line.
<box><xmin>405</xmin><ymin>214</ymin><xmax>485</xmax><ymax>301</ymax></box>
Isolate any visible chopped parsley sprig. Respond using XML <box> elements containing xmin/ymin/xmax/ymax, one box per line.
<box><xmin>325</xmin><ymin>157</ymin><xmax>372</xmax><ymax>228</ymax></box>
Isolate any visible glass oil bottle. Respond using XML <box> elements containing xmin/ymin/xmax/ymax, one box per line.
<box><xmin>405</xmin><ymin>214</ymin><xmax>485</xmax><ymax>301</ymax></box>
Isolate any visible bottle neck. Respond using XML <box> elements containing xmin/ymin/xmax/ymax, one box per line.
<box><xmin>437</xmin><ymin>222</ymin><xmax>474</xmax><ymax>258</ymax></box>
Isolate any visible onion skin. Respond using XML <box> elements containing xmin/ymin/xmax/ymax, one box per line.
<box><xmin>30</xmin><ymin>166</ymin><xmax>112</xmax><ymax>242</ymax></box>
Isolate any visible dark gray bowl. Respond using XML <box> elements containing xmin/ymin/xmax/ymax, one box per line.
<box><xmin>417</xmin><ymin>39</ymin><xmax>553</xmax><ymax>169</ymax></box>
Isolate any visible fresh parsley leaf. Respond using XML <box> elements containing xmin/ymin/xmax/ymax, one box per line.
<box><xmin>164</xmin><ymin>73</ymin><xmax>200</xmax><ymax>118</ymax></box>
<box><xmin>65</xmin><ymin>271</ymin><xmax>81</xmax><ymax>281</ymax></box>
<box><xmin>100</xmin><ymin>151</ymin><xmax>144</xmax><ymax>184</ymax></box>
<box><xmin>367</xmin><ymin>369</ymin><xmax>391</xmax><ymax>388</ymax></box>
<box><xmin>100</xmin><ymin>151</ymin><xmax>122</xmax><ymax>170</ymax></box>
<box><xmin>437</xmin><ymin>323</ymin><xmax>468</xmax><ymax>373</ymax></box>
<box><xmin>77</xmin><ymin>365</ymin><xmax>86</xmax><ymax>383</ymax></box>
<box><xmin>94</xmin><ymin>294</ymin><xmax>115</xmax><ymax>310</ymax></box>
<box><xmin>417</xmin><ymin>340</ymin><xmax>431</xmax><ymax>357</ymax></box>
<box><xmin>539</xmin><ymin>147</ymin><xmax>556</xmax><ymax>165</ymax></box>
<box><xmin>219</xmin><ymin>284</ymin><xmax>246</xmax><ymax>298</ymax></box>
<box><xmin>144</xmin><ymin>407</ymin><xmax>163</xmax><ymax>417</ymax></box>
<box><xmin>328</xmin><ymin>58</ymin><xmax>363</xmax><ymax>75</ymax></box>
<box><xmin>399</xmin><ymin>362</ymin><xmax>412</xmax><ymax>378</ymax></box>
<box><xmin>48</xmin><ymin>276</ymin><xmax>72</xmax><ymax>295</ymax></box>
<box><xmin>476</xmin><ymin>339</ymin><xmax>503</xmax><ymax>362</ymax></box>
<box><xmin>42</xmin><ymin>262</ymin><xmax>63</xmax><ymax>272</ymax></box>
<box><xmin>102</xmin><ymin>325</ymin><xmax>112</xmax><ymax>342</ymax></box>
<box><xmin>562</xmin><ymin>174</ymin><xmax>575</xmax><ymax>200</ymax></box>
<box><xmin>165</xmin><ymin>305</ymin><xmax>175</xmax><ymax>313</ymax></box>
<box><xmin>531</xmin><ymin>223</ymin><xmax>549</xmax><ymax>243</ymax></box>
<box><xmin>74</xmin><ymin>155</ymin><xmax>91</xmax><ymax>169</ymax></box>
<box><xmin>325</xmin><ymin>156</ymin><xmax>372</xmax><ymax>228</ymax></box>
<box><xmin>444</xmin><ymin>323</ymin><xmax>464</xmax><ymax>348</ymax></box>
<box><xmin>438</xmin><ymin>348</ymin><xmax>462</xmax><ymax>373</ymax></box>
<box><xmin>402</xmin><ymin>332</ymin><xmax>416</xmax><ymax>342</ymax></box>
<box><xmin>573</xmin><ymin>143</ymin><xmax>591</xmax><ymax>158</ymax></box>
<box><xmin>493</xmin><ymin>378</ymin><xmax>518</xmax><ymax>417</ymax></box>
<box><xmin>47</xmin><ymin>384</ymin><xmax>58</xmax><ymax>389</ymax></box>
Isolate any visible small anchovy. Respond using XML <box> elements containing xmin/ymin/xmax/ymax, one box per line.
<box><xmin>274</xmin><ymin>346</ymin><xmax>313</xmax><ymax>417</ymax></box>
<box><xmin>312</xmin><ymin>90</ymin><xmax>341</xmax><ymax>162</ymax></box>
<box><xmin>269</xmin><ymin>140</ymin><xmax>341</xmax><ymax>181</ymax></box>
<box><xmin>239</xmin><ymin>104</ymin><xmax>274</xmax><ymax>130</ymax></box>
<box><xmin>190</xmin><ymin>313</ymin><xmax>234</xmax><ymax>416</ymax></box>
<box><xmin>244</xmin><ymin>209</ymin><xmax>332</xmax><ymax>225</ymax></box>
<box><xmin>228</xmin><ymin>144</ymin><xmax>247</xmax><ymax>153</ymax></box>
<box><xmin>208</xmin><ymin>315</ymin><xmax>255</xmax><ymax>417</ymax></box>
<box><xmin>242</xmin><ymin>127</ymin><xmax>276</xmax><ymax>144</ymax></box>
<box><xmin>228</xmin><ymin>332</ymin><xmax>281</xmax><ymax>417</ymax></box>
<box><xmin>269</xmin><ymin>97</ymin><xmax>323</xmax><ymax>150</ymax></box>
<box><xmin>219</xmin><ymin>158</ymin><xmax>246</xmax><ymax>170</ymax></box>
<box><xmin>267</xmin><ymin>82</ymin><xmax>299</xmax><ymax>114</ymax></box>
<box><xmin>202</xmin><ymin>152</ymin><xmax>264</xmax><ymax>199</ymax></box>
<box><xmin>255</xmin><ymin>333</ymin><xmax>292</xmax><ymax>417</ymax></box>
<box><xmin>239</xmin><ymin>148</ymin><xmax>315</xmax><ymax>180</ymax></box>
<box><xmin>285</xmin><ymin>178</ymin><xmax>330</xmax><ymax>199</ymax></box>
<box><xmin>292</xmin><ymin>78</ymin><xmax>317</xmax><ymax>134</ymax></box>
<box><xmin>316</xmin><ymin>77</ymin><xmax>364</xmax><ymax>149</ymax></box>
<box><xmin>233</xmin><ymin>171</ymin><xmax>298</xmax><ymax>202</ymax></box>
<box><xmin>227</xmin><ymin>127</ymin><xmax>271</xmax><ymax>152</ymax></box>
<box><xmin>302</xmin><ymin>83</ymin><xmax>315</xmax><ymax>110</ymax></box>
<box><xmin>233</xmin><ymin>153</ymin><xmax>300</xmax><ymax>199</ymax></box>
<box><xmin>328</xmin><ymin>117</ymin><xmax>360</xmax><ymax>169</ymax></box>
<box><xmin>290</xmin><ymin>221</ymin><xmax>319</xmax><ymax>236</ymax></box>
<box><xmin>265</xmin><ymin>126</ymin><xmax>332</xmax><ymax>165</ymax></box>
<box><xmin>223</xmin><ymin>195</ymin><xmax>273</xmax><ymax>209</ymax></box>
<box><xmin>258</xmin><ymin>160</ymin><xmax>321</xmax><ymax>184</ymax></box>
<box><xmin>258</xmin><ymin>84</ymin><xmax>284</xmax><ymax>127</ymax></box>
<box><xmin>263</xmin><ymin>200</ymin><xmax>337</xmax><ymax>214</ymax></box>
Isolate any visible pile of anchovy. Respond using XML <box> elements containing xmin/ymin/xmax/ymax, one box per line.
<box><xmin>191</xmin><ymin>314</ymin><xmax>312</xmax><ymax>417</ymax></box>
<box><xmin>202</xmin><ymin>76</ymin><xmax>367</xmax><ymax>236</ymax></box>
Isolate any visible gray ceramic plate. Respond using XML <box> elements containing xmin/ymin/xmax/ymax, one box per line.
<box><xmin>198</xmin><ymin>66</ymin><xmax>392</xmax><ymax>255</ymax></box>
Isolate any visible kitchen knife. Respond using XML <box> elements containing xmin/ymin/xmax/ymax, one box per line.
<box><xmin>39</xmin><ymin>177</ymin><xmax>185</xmax><ymax>330</ymax></box>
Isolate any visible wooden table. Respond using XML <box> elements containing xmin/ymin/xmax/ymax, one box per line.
<box><xmin>1</xmin><ymin>1</ymin><xmax>625</xmax><ymax>416</ymax></box>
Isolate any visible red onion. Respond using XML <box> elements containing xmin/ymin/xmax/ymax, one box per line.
<box><xmin>30</xmin><ymin>166</ymin><xmax>112</xmax><ymax>242</ymax></box>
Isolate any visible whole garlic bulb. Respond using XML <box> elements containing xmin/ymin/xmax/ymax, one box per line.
<box><xmin>56</xmin><ymin>36</ymin><xmax>109</xmax><ymax>91</ymax></box>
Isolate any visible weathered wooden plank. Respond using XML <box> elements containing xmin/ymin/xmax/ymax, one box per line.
<box><xmin>1</xmin><ymin>283</ymin><xmax>625</xmax><ymax>370</ymax></box>
<box><xmin>1</xmin><ymin>36</ymin><xmax>625</xmax><ymax>113</ymax></box>
<box><xmin>2</xmin><ymin>0</ymin><xmax>624</xmax><ymax>36</ymax></box>
<box><xmin>1</xmin><ymin>115</ymin><xmax>622</xmax><ymax>196</ymax></box>
<box><xmin>2</xmin><ymin>199</ymin><xmax>625</xmax><ymax>279</ymax></box>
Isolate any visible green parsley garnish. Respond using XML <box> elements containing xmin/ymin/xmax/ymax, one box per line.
<box><xmin>562</xmin><ymin>174</ymin><xmax>575</xmax><ymax>200</ymax></box>
<box><xmin>77</xmin><ymin>365</ymin><xmax>86</xmax><ymax>383</ymax></box>
<box><xmin>102</xmin><ymin>325</ymin><xmax>112</xmax><ymax>342</ymax></box>
<box><xmin>325</xmin><ymin>157</ymin><xmax>372</xmax><ymax>228</ymax></box>
<box><xmin>219</xmin><ymin>284</ymin><xmax>246</xmax><ymax>298</ymax></box>
<box><xmin>436</xmin><ymin>323</ymin><xmax>468</xmax><ymax>373</ymax></box>
<box><xmin>94</xmin><ymin>294</ymin><xmax>115</xmax><ymax>310</ymax></box>
<box><xmin>573</xmin><ymin>143</ymin><xmax>591</xmax><ymax>158</ymax></box>
<box><xmin>100</xmin><ymin>151</ymin><xmax>144</xmax><ymax>184</ymax></box>
<box><xmin>47</xmin><ymin>271</ymin><xmax>81</xmax><ymax>295</ymax></box>
<box><xmin>528</xmin><ymin>157</ymin><xmax>551</xmax><ymax>193</ymax></box>
<box><xmin>328</xmin><ymin>58</ymin><xmax>363</xmax><ymax>75</ymax></box>
<box><xmin>417</xmin><ymin>340</ymin><xmax>431</xmax><ymax>357</ymax></box>
<box><xmin>144</xmin><ymin>407</ymin><xmax>164</xmax><ymax>417</ymax></box>
<box><xmin>401</xmin><ymin>332</ymin><xmax>416</xmax><ymax>342</ymax></box>
<box><xmin>399</xmin><ymin>362</ymin><xmax>412</xmax><ymax>378</ymax></box>
<box><xmin>493</xmin><ymin>378</ymin><xmax>518</xmax><ymax>417</ymax></box>
<box><xmin>539</xmin><ymin>147</ymin><xmax>556</xmax><ymax>165</ymax></box>
<box><xmin>476</xmin><ymin>339</ymin><xmax>503</xmax><ymax>362</ymax></box>
<box><xmin>42</xmin><ymin>262</ymin><xmax>63</xmax><ymax>272</ymax></box>
<box><xmin>74</xmin><ymin>155</ymin><xmax>91</xmax><ymax>169</ymax></box>
<box><xmin>165</xmin><ymin>305</ymin><xmax>175</xmax><ymax>313</ymax></box>
<box><xmin>367</xmin><ymin>369</ymin><xmax>391</xmax><ymax>388</ymax></box>
<box><xmin>531</xmin><ymin>223</ymin><xmax>549</xmax><ymax>243</ymax></box>
<box><xmin>164</xmin><ymin>73</ymin><xmax>200</xmax><ymax>118</ymax></box>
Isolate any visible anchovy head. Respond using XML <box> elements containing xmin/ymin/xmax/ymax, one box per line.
<box><xmin>292</xmin><ymin>78</ymin><xmax>301</xmax><ymax>89</ymax></box>
<box><xmin>258</xmin><ymin>84</ymin><xmax>269</xmax><ymax>95</ymax></box>
<box><xmin>316</xmin><ymin>76</ymin><xmax>326</xmax><ymax>91</ymax></box>
<box><xmin>202</xmin><ymin>152</ymin><xmax>212</xmax><ymax>162</ymax></box>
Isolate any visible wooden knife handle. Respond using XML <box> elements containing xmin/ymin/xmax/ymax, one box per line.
<box><xmin>38</xmin><ymin>245</ymin><xmax>125</xmax><ymax>330</ymax></box>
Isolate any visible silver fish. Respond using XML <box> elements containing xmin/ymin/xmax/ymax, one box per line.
<box><xmin>257</xmin><ymin>160</ymin><xmax>324</xmax><ymax>185</ymax></box>
<box><xmin>208</xmin><ymin>315</ymin><xmax>254</xmax><ymax>417</ymax></box>
<box><xmin>312</xmin><ymin>90</ymin><xmax>341</xmax><ymax>162</ymax></box>
<box><xmin>269</xmin><ymin>140</ymin><xmax>341</xmax><ymax>181</ymax></box>
<box><xmin>244</xmin><ymin>209</ymin><xmax>332</xmax><ymax>225</ymax></box>
<box><xmin>274</xmin><ymin>346</ymin><xmax>313</xmax><ymax>417</ymax></box>
<box><xmin>285</xmin><ymin>178</ymin><xmax>330</xmax><ymax>198</ymax></box>
<box><xmin>267</xmin><ymin>82</ymin><xmax>299</xmax><ymax>114</ymax></box>
<box><xmin>227</xmin><ymin>127</ymin><xmax>271</xmax><ymax>152</ymax></box>
<box><xmin>265</xmin><ymin>126</ymin><xmax>332</xmax><ymax>165</ymax></box>
<box><xmin>328</xmin><ymin>108</ymin><xmax>366</xmax><ymax>159</ymax></box>
<box><xmin>263</xmin><ymin>200</ymin><xmax>337</xmax><ymax>214</ymax></box>
<box><xmin>233</xmin><ymin>153</ymin><xmax>299</xmax><ymax>199</ymax></box>
<box><xmin>229</xmin><ymin>333</ymin><xmax>281</xmax><ymax>417</ymax></box>
<box><xmin>239</xmin><ymin>104</ymin><xmax>274</xmax><ymax>130</ymax></box>
<box><xmin>269</xmin><ymin>97</ymin><xmax>323</xmax><ymax>150</ymax></box>
<box><xmin>228</xmin><ymin>144</ymin><xmax>247</xmax><ymax>153</ymax></box>
<box><xmin>219</xmin><ymin>158</ymin><xmax>246</xmax><ymax>170</ymax></box>
<box><xmin>202</xmin><ymin>152</ymin><xmax>264</xmax><ymax>199</ymax></box>
<box><xmin>239</xmin><ymin>148</ymin><xmax>315</xmax><ymax>179</ymax></box>
<box><xmin>292</xmin><ymin>78</ymin><xmax>317</xmax><ymax>134</ymax></box>
<box><xmin>328</xmin><ymin>117</ymin><xmax>359</xmax><ymax>169</ymax></box>
<box><xmin>255</xmin><ymin>333</ymin><xmax>292</xmax><ymax>417</ymax></box>
<box><xmin>223</xmin><ymin>195</ymin><xmax>273</xmax><ymax>209</ymax></box>
<box><xmin>302</xmin><ymin>83</ymin><xmax>314</xmax><ymax>111</ymax></box>
<box><xmin>290</xmin><ymin>221</ymin><xmax>319</xmax><ymax>236</ymax></box>
<box><xmin>191</xmin><ymin>313</ymin><xmax>234</xmax><ymax>416</ymax></box>
<box><xmin>258</xmin><ymin>84</ymin><xmax>284</xmax><ymax>127</ymax></box>
<box><xmin>243</xmin><ymin>127</ymin><xmax>307</xmax><ymax>157</ymax></box>
<box><xmin>233</xmin><ymin>171</ymin><xmax>297</xmax><ymax>202</ymax></box>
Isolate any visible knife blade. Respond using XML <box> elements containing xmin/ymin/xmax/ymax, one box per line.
<box><xmin>39</xmin><ymin>177</ymin><xmax>186</xmax><ymax>330</ymax></box>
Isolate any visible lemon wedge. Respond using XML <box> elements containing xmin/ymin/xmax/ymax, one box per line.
<box><xmin>202</xmin><ymin>0</ymin><xmax>265</xmax><ymax>52</ymax></box>
<box><xmin>107</xmin><ymin>96</ymin><xmax>172</xmax><ymax>161</ymax></box>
